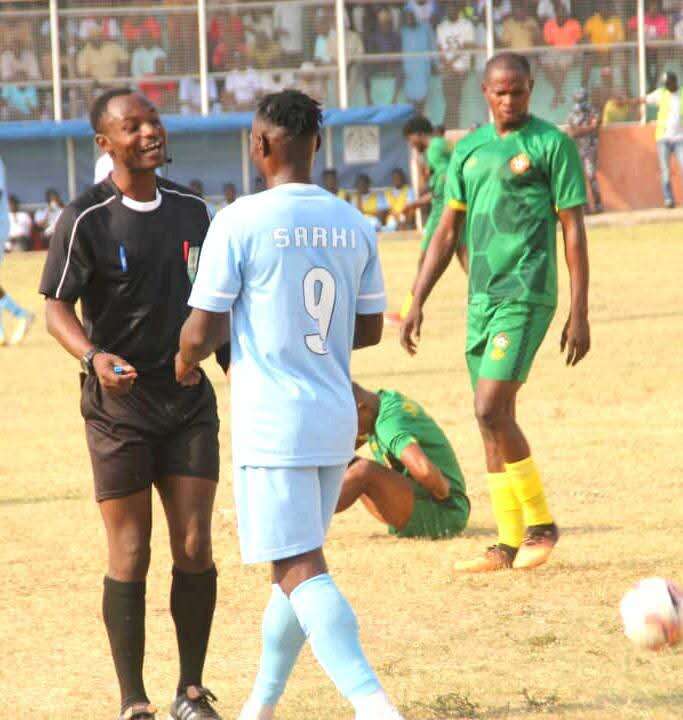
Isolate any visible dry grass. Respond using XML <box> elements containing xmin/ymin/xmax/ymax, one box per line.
<box><xmin>2</xmin><ymin>223</ymin><xmax>683</xmax><ymax>719</ymax></box>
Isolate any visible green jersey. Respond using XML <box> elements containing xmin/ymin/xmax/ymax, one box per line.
<box><xmin>446</xmin><ymin>116</ymin><xmax>586</xmax><ymax>308</ymax></box>
<box><xmin>367</xmin><ymin>389</ymin><xmax>466</xmax><ymax>502</ymax></box>
<box><xmin>425</xmin><ymin>136</ymin><xmax>452</xmax><ymax>201</ymax></box>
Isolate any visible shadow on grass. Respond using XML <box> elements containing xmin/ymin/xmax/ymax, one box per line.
<box><xmin>0</xmin><ymin>491</ymin><xmax>84</xmax><ymax>506</ymax></box>
<box><xmin>354</xmin><ymin>366</ymin><xmax>456</xmax><ymax>381</ymax></box>
<box><xmin>460</xmin><ymin>524</ymin><xmax>620</xmax><ymax>540</ymax></box>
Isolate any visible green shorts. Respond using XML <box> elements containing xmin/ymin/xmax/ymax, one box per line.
<box><xmin>389</xmin><ymin>489</ymin><xmax>470</xmax><ymax>539</ymax></box>
<box><xmin>466</xmin><ymin>301</ymin><xmax>555</xmax><ymax>389</ymax></box>
<box><xmin>420</xmin><ymin>197</ymin><xmax>445</xmax><ymax>252</ymax></box>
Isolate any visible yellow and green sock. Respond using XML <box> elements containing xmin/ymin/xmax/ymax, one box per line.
<box><xmin>487</xmin><ymin>472</ymin><xmax>525</xmax><ymax>549</ymax></box>
<box><xmin>505</xmin><ymin>456</ymin><xmax>553</xmax><ymax>528</ymax></box>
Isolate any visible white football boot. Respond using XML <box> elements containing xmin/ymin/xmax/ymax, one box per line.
<box><xmin>354</xmin><ymin>691</ymin><xmax>405</xmax><ymax>720</ymax></box>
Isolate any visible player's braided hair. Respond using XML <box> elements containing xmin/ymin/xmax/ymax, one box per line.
<box><xmin>403</xmin><ymin>115</ymin><xmax>433</xmax><ymax>137</ymax></box>
<box><xmin>485</xmin><ymin>52</ymin><xmax>532</xmax><ymax>80</ymax></box>
<box><xmin>90</xmin><ymin>87</ymin><xmax>135</xmax><ymax>133</ymax></box>
<box><xmin>256</xmin><ymin>90</ymin><xmax>323</xmax><ymax>137</ymax></box>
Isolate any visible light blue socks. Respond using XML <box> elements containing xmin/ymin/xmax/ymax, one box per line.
<box><xmin>289</xmin><ymin>573</ymin><xmax>381</xmax><ymax>700</ymax></box>
<box><xmin>251</xmin><ymin>584</ymin><xmax>306</xmax><ymax>706</ymax></box>
<box><xmin>0</xmin><ymin>294</ymin><xmax>29</xmax><ymax>318</ymax></box>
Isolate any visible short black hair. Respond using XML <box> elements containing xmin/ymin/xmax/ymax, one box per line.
<box><xmin>403</xmin><ymin>115</ymin><xmax>433</xmax><ymax>137</ymax></box>
<box><xmin>484</xmin><ymin>52</ymin><xmax>531</xmax><ymax>80</ymax></box>
<box><xmin>322</xmin><ymin>168</ymin><xmax>337</xmax><ymax>177</ymax></box>
<box><xmin>391</xmin><ymin>167</ymin><xmax>406</xmax><ymax>179</ymax></box>
<box><xmin>90</xmin><ymin>87</ymin><xmax>135</xmax><ymax>133</ymax></box>
<box><xmin>256</xmin><ymin>90</ymin><xmax>323</xmax><ymax>137</ymax></box>
<box><xmin>356</xmin><ymin>173</ymin><xmax>371</xmax><ymax>184</ymax></box>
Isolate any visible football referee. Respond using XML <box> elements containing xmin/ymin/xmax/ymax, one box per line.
<box><xmin>39</xmin><ymin>89</ymin><xmax>225</xmax><ymax>720</ymax></box>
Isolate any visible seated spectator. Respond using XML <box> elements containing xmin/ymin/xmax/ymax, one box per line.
<box><xmin>78</xmin><ymin>16</ymin><xmax>121</xmax><ymax>43</ymax></box>
<box><xmin>582</xmin><ymin>1</ymin><xmax>625</xmax><ymax>87</ymax></box>
<box><xmin>34</xmin><ymin>189</ymin><xmax>65</xmax><ymax>242</ymax></box>
<box><xmin>401</xmin><ymin>9</ymin><xmax>436</xmax><ymax>115</ymax></box>
<box><xmin>221</xmin><ymin>182</ymin><xmax>238</xmax><ymax>208</ymax></box>
<box><xmin>383</xmin><ymin>168</ymin><xmax>416</xmax><ymax>231</ymax></box>
<box><xmin>131</xmin><ymin>30</ymin><xmax>167</xmax><ymax>79</ymax></box>
<box><xmin>297</xmin><ymin>62</ymin><xmax>327</xmax><ymax>104</ymax></box>
<box><xmin>313</xmin><ymin>12</ymin><xmax>333</xmax><ymax>64</ymax></box>
<box><xmin>7</xmin><ymin>195</ymin><xmax>33</xmax><ymax>253</ymax></box>
<box><xmin>321</xmin><ymin>168</ymin><xmax>349</xmax><ymax>202</ymax></box>
<box><xmin>351</xmin><ymin>174</ymin><xmax>386</xmax><ymax>230</ymax></box>
<box><xmin>501</xmin><ymin>1</ymin><xmax>540</xmax><ymax>50</ymax></box>
<box><xmin>211</xmin><ymin>12</ymin><xmax>247</xmax><ymax>71</ymax></box>
<box><xmin>222</xmin><ymin>56</ymin><xmax>263</xmax><ymax>111</ymax></box>
<box><xmin>1</xmin><ymin>32</ymin><xmax>40</xmax><ymax>82</ymax></box>
<box><xmin>242</xmin><ymin>8</ymin><xmax>280</xmax><ymax>69</ymax></box>
<box><xmin>123</xmin><ymin>15</ymin><xmax>162</xmax><ymax>45</ymax></box>
<box><xmin>179</xmin><ymin>75</ymin><xmax>220</xmax><ymax>114</ymax></box>
<box><xmin>366</xmin><ymin>8</ymin><xmax>402</xmax><ymax>104</ymax></box>
<box><xmin>273</xmin><ymin>1</ymin><xmax>304</xmax><ymax>64</ymax></box>
<box><xmin>437</xmin><ymin>2</ymin><xmax>476</xmax><ymax>126</ymax></box>
<box><xmin>536</xmin><ymin>0</ymin><xmax>571</xmax><ymax>22</ymax></box>
<box><xmin>405</xmin><ymin>0</ymin><xmax>442</xmax><ymax>26</ymax></box>
<box><xmin>77</xmin><ymin>28</ymin><xmax>129</xmax><ymax>84</ymax></box>
<box><xmin>629</xmin><ymin>0</ymin><xmax>670</xmax><ymax>89</ymax></box>
<box><xmin>0</xmin><ymin>69</ymin><xmax>39</xmax><ymax>120</ymax></box>
<box><xmin>541</xmin><ymin>0</ymin><xmax>582</xmax><ymax>108</ymax></box>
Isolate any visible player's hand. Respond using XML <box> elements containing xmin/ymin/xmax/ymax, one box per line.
<box><xmin>93</xmin><ymin>353</ymin><xmax>137</xmax><ymax>396</ymax></box>
<box><xmin>174</xmin><ymin>352</ymin><xmax>202</xmax><ymax>387</ymax></box>
<box><xmin>560</xmin><ymin>313</ymin><xmax>590</xmax><ymax>366</ymax></box>
<box><xmin>400</xmin><ymin>303</ymin><xmax>423</xmax><ymax>356</ymax></box>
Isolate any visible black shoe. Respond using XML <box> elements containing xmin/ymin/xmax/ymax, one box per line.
<box><xmin>169</xmin><ymin>687</ymin><xmax>221</xmax><ymax>720</ymax></box>
<box><xmin>665</xmin><ymin>199</ymin><xmax>675</xmax><ymax>209</ymax></box>
<box><xmin>120</xmin><ymin>702</ymin><xmax>157</xmax><ymax>720</ymax></box>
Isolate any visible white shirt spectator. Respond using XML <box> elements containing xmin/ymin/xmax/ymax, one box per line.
<box><xmin>34</xmin><ymin>203</ymin><xmax>63</xmax><ymax>239</ymax></box>
<box><xmin>179</xmin><ymin>77</ymin><xmax>219</xmax><ymax>114</ymax></box>
<box><xmin>244</xmin><ymin>11</ymin><xmax>275</xmax><ymax>46</ymax></box>
<box><xmin>260</xmin><ymin>70</ymin><xmax>296</xmax><ymax>94</ymax></box>
<box><xmin>1</xmin><ymin>49</ymin><xmax>40</xmax><ymax>81</ymax></box>
<box><xmin>131</xmin><ymin>46</ymin><xmax>166</xmax><ymax>78</ymax></box>
<box><xmin>273</xmin><ymin>3</ymin><xmax>304</xmax><ymax>54</ymax></box>
<box><xmin>224</xmin><ymin>67</ymin><xmax>262</xmax><ymax>107</ymax></box>
<box><xmin>79</xmin><ymin>17</ymin><xmax>121</xmax><ymax>41</ymax></box>
<box><xmin>536</xmin><ymin>0</ymin><xmax>571</xmax><ymax>21</ymax></box>
<box><xmin>437</xmin><ymin>17</ymin><xmax>476</xmax><ymax>73</ymax></box>
<box><xmin>9</xmin><ymin>209</ymin><xmax>32</xmax><ymax>240</ymax></box>
<box><xmin>647</xmin><ymin>88</ymin><xmax>683</xmax><ymax>141</ymax></box>
<box><xmin>674</xmin><ymin>18</ymin><xmax>683</xmax><ymax>41</ymax></box>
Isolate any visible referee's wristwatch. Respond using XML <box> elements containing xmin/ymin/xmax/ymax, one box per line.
<box><xmin>81</xmin><ymin>347</ymin><xmax>104</xmax><ymax>375</ymax></box>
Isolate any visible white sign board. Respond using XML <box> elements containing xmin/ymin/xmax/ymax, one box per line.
<box><xmin>343</xmin><ymin>125</ymin><xmax>380</xmax><ymax>165</ymax></box>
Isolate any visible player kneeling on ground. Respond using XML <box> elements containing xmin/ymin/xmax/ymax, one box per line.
<box><xmin>337</xmin><ymin>383</ymin><xmax>470</xmax><ymax>539</ymax></box>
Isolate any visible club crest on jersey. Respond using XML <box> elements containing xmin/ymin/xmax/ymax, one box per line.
<box><xmin>187</xmin><ymin>246</ymin><xmax>200</xmax><ymax>284</ymax></box>
<box><xmin>509</xmin><ymin>153</ymin><xmax>531</xmax><ymax>175</ymax></box>
<box><xmin>490</xmin><ymin>332</ymin><xmax>510</xmax><ymax>360</ymax></box>
<box><xmin>465</xmin><ymin>156</ymin><xmax>478</xmax><ymax>170</ymax></box>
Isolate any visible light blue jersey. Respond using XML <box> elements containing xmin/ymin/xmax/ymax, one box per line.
<box><xmin>189</xmin><ymin>182</ymin><xmax>386</xmax><ymax>467</ymax></box>
<box><xmin>0</xmin><ymin>157</ymin><xmax>9</xmax><ymax>260</ymax></box>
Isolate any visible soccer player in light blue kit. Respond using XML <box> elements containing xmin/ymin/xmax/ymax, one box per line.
<box><xmin>0</xmin><ymin>155</ymin><xmax>34</xmax><ymax>345</ymax></box>
<box><xmin>176</xmin><ymin>90</ymin><xmax>405</xmax><ymax>720</ymax></box>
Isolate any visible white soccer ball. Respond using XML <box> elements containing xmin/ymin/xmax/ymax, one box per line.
<box><xmin>620</xmin><ymin>577</ymin><xmax>682</xmax><ymax>650</ymax></box>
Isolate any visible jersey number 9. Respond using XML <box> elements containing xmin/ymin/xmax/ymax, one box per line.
<box><xmin>304</xmin><ymin>267</ymin><xmax>336</xmax><ymax>355</ymax></box>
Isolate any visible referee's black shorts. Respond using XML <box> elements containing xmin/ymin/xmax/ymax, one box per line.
<box><xmin>80</xmin><ymin>370</ymin><xmax>220</xmax><ymax>502</ymax></box>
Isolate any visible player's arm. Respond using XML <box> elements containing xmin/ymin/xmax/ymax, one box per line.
<box><xmin>558</xmin><ymin>206</ymin><xmax>590</xmax><ymax>366</ymax></box>
<box><xmin>400</xmin><ymin>205</ymin><xmax>466</xmax><ymax>355</ymax></box>
<box><xmin>354</xmin><ymin>313</ymin><xmax>383</xmax><ymax>349</ymax></box>
<box><xmin>178</xmin><ymin>309</ymin><xmax>229</xmax><ymax>367</ymax></box>
<box><xmin>398</xmin><ymin>442</ymin><xmax>450</xmax><ymax>501</ymax></box>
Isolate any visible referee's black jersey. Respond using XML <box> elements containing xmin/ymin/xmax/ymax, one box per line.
<box><xmin>39</xmin><ymin>177</ymin><xmax>212</xmax><ymax>374</ymax></box>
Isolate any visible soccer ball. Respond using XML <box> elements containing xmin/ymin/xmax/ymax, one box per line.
<box><xmin>620</xmin><ymin>577</ymin><xmax>682</xmax><ymax>650</ymax></box>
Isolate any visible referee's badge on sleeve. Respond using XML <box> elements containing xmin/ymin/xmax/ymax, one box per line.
<box><xmin>187</xmin><ymin>246</ymin><xmax>200</xmax><ymax>284</ymax></box>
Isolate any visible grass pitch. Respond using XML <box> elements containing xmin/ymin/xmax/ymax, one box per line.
<box><xmin>2</xmin><ymin>223</ymin><xmax>683</xmax><ymax>719</ymax></box>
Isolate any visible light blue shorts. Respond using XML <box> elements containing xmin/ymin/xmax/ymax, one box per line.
<box><xmin>233</xmin><ymin>465</ymin><xmax>345</xmax><ymax>564</ymax></box>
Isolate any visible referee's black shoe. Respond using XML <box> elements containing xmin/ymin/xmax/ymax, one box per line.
<box><xmin>120</xmin><ymin>702</ymin><xmax>157</xmax><ymax>720</ymax></box>
<box><xmin>168</xmin><ymin>686</ymin><xmax>221</xmax><ymax>719</ymax></box>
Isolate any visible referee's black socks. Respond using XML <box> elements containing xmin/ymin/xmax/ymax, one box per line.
<box><xmin>102</xmin><ymin>576</ymin><xmax>149</xmax><ymax>712</ymax></box>
<box><xmin>170</xmin><ymin>564</ymin><xmax>218</xmax><ymax>696</ymax></box>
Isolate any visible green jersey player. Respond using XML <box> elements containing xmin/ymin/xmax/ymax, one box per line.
<box><xmin>401</xmin><ymin>53</ymin><xmax>591</xmax><ymax>573</ymax></box>
<box><xmin>336</xmin><ymin>384</ymin><xmax>470</xmax><ymax>539</ymax></box>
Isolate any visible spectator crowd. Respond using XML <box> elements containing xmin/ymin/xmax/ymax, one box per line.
<box><xmin>1</xmin><ymin>1</ymin><xmax>681</xmax><ymax>123</ymax></box>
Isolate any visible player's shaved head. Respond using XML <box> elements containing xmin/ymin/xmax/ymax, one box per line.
<box><xmin>484</xmin><ymin>52</ymin><xmax>531</xmax><ymax>82</ymax></box>
<box><xmin>250</xmin><ymin>90</ymin><xmax>322</xmax><ymax>188</ymax></box>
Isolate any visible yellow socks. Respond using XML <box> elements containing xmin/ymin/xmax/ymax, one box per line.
<box><xmin>487</xmin><ymin>472</ymin><xmax>525</xmax><ymax>548</ymax></box>
<box><xmin>399</xmin><ymin>292</ymin><xmax>414</xmax><ymax>320</ymax></box>
<box><xmin>505</xmin><ymin>456</ymin><xmax>553</xmax><ymax>527</ymax></box>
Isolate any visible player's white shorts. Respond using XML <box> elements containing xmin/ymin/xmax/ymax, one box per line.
<box><xmin>233</xmin><ymin>464</ymin><xmax>345</xmax><ymax>564</ymax></box>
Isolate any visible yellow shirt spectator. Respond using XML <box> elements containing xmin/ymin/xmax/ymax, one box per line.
<box><xmin>77</xmin><ymin>40</ymin><xmax>128</xmax><ymax>82</ymax></box>
<box><xmin>584</xmin><ymin>13</ymin><xmax>625</xmax><ymax>51</ymax></box>
<box><xmin>601</xmin><ymin>98</ymin><xmax>633</xmax><ymax>125</ymax></box>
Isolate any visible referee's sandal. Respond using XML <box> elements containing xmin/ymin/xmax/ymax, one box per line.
<box><xmin>120</xmin><ymin>703</ymin><xmax>157</xmax><ymax>720</ymax></box>
<box><xmin>168</xmin><ymin>686</ymin><xmax>222</xmax><ymax>720</ymax></box>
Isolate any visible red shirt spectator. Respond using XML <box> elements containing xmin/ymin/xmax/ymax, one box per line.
<box><xmin>123</xmin><ymin>17</ymin><xmax>163</xmax><ymax>44</ymax></box>
<box><xmin>628</xmin><ymin>2</ymin><xmax>670</xmax><ymax>40</ymax></box>
<box><xmin>543</xmin><ymin>15</ymin><xmax>582</xmax><ymax>47</ymax></box>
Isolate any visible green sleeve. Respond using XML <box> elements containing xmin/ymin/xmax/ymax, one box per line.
<box><xmin>445</xmin><ymin>145</ymin><xmax>467</xmax><ymax>210</ymax></box>
<box><xmin>548</xmin><ymin>132</ymin><xmax>587</xmax><ymax>210</ymax></box>
<box><xmin>374</xmin><ymin>408</ymin><xmax>419</xmax><ymax>462</ymax></box>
